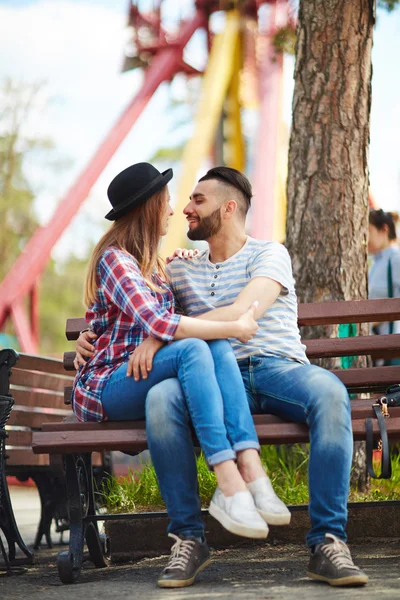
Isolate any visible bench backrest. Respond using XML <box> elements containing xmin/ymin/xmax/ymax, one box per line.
<box><xmin>62</xmin><ymin>298</ymin><xmax>400</xmax><ymax>396</ymax></box>
<box><xmin>7</xmin><ymin>353</ymin><xmax>74</xmax><ymax>468</ymax></box>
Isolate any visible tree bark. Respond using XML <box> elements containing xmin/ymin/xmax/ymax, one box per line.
<box><xmin>286</xmin><ymin>0</ymin><xmax>375</xmax><ymax>491</ymax></box>
<box><xmin>286</xmin><ymin>0</ymin><xmax>373</xmax><ymax>307</ymax></box>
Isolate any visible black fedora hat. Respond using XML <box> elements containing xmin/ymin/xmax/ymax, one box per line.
<box><xmin>105</xmin><ymin>162</ymin><xmax>173</xmax><ymax>221</ymax></box>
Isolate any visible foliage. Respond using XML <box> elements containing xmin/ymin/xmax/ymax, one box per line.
<box><xmin>100</xmin><ymin>444</ymin><xmax>400</xmax><ymax>513</ymax></box>
<box><xmin>0</xmin><ymin>79</ymin><xmax>88</xmax><ymax>355</ymax></box>
<box><xmin>39</xmin><ymin>256</ymin><xmax>88</xmax><ymax>355</ymax></box>
<box><xmin>378</xmin><ymin>0</ymin><xmax>400</xmax><ymax>11</ymax></box>
<box><xmin>272</xmin><ymin>24</ymin><xmax>297</xmax><ymax>56</ymax></box>
<box><xmin>0</xmin><ymin>80</ymin><xmax>42</xmax><ymax>281</ymax></box>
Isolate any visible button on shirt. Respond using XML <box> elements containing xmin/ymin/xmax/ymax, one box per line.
<box><xmin>167</xmin><ymin>237</ymin><xmax>308</xmax><ymax>363</ymax></box>
<box><xmin>72</xmin><ymin>247</ymin><xmax>180</xmax><ymax>422</ymax></box>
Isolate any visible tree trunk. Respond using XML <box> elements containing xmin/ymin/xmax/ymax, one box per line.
<box><xmin>286</xmin><ymin>0</ymin><xmax>375</xmax><ymax>491</ymax></box>
<box><xmin>286</xmin><ymin>0</ymin><xmax>373</xmax><ymax>305</ymax></box>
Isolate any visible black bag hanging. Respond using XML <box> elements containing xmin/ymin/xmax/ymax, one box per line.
<box><xmin>366</xmin><ymin>384</ymin><xmax>400</xmax><ymax>479</ymax></box>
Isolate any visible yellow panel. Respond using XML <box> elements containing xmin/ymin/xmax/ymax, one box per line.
<box><xmin>224</xmin><ymin>31</ymin><xmax>245</xmax><ymax>171</ymax></box>
<box><xmin>162</xmin><ymin>11</ymin><xmax>241</xmax><ymax>257</ymax></box>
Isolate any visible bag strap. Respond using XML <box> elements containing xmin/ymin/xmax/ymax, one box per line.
<box><xmin>366</xmin><ymin>401</ymin><xmax>392</xmax><ymax>479</ymax></box>
<box><xmin>388</xmin><ymin>259</ymin><xmax>394</xmax><ymax>334</ymax></box>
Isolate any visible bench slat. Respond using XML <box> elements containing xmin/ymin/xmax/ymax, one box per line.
<box><xmin>66</xmin><ymin>318</ymin><xmax>88</xmax><ymax>340</ymax></box>
<box><xmin>38</xmin><ymin>402</ymin><xmax>400</xmax><ymax>433</ymax></box>
<box><xmin>17</xmin><ymin>353</ymin><xmax>66</xmax><ymax>376</ymax></box>
<box><xmin>32</xmin><ymin>416</ymin><xmax>400</xmax><ymax>454</ymax></box>
<box><xmin>11</xmin><ymin>368</ymin><xmax>73</xmax><ymax>392</ymax></box>
<box><xmin>60</xmin><ymin>366</ymin><xmax>400</xmax><ymax>407</ymax></box>
<box><xmin>11</xmin><ymin>388</ymin><xmax>66</xmax><ymax>410</ymax></box>
<box><xmin>8</xmin><ymin>407</ymin><xmax>73</xmax><ymax>429</ymax></box>
<box><xmin>332</xmin><ymin>365</ymin><xmax>400</xmax><ymax>392</ymax></box>
<box><xmin>304</xmin><ymin>334</ymin><xmax>400</xmax><ymax>359</ymax></box>
<box><xmin>62</xmin><ymin>335</ymin><xmax>400</xmax><ymax>372</ymax></box>
<box><xmin>298</xmin><ymin>298</ymin><xmax>400</xmax><ymax>326</ymax></box>
<box><xmin>6</xmin><ymin>448</ymin><xmax>50</xmax><ymax>466</ymax></box>
<box><xmin>65</xmin><ymin>299</ymin><xmax>400</xmax><ymax>342</ymax></box>
<box><xmin>4</xmin><ymin>430</ymin><xmax>32</xmax><ymax>446</ymax></box>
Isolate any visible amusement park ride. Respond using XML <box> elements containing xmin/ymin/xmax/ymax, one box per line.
<box><xmin>0</xmin><ymin>0</ymin><xmax>293</xmax><ymax>352</ymax></box>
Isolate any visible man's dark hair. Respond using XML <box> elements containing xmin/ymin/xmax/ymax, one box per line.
<box><xmin>369</xmin><ymin>209</ymin><xmax>398</xmax><ymax>240</ymax></box>
<box><xmin>198</xmin><ymin>166</ymin><xmax>252</xmax><ymax>218</ymax></box>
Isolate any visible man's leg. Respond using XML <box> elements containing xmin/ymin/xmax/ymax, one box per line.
<box><xmin>146</xmin><ymin>378</ymin><xmax>210</xmax><ymax>587</ymax></box>
<box><xmin>146</xmin><ymin>378</ymin><xmax>204</xmax><ymax>538</ymax></box>
<box><xmin>238</xmin><ymin>355</ymin><xmax>368</xmax><ymax>586</ymax></box>
<box><xmin>239</xmin><ymin>355</ymin><xmax>352</xmax><ymax>546</ymax></box>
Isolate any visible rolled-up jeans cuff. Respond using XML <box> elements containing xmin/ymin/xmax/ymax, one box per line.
<box><xmin>233</xmin><ymin>441</ymin><xmax>260</xmax><ymax>453</ymax></box>
<box><xmin>207</xmin><ymin>448</ymin><xmax>236</xmax><ymax>466</ymax></box>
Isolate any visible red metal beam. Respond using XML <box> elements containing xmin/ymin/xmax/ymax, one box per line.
<box><xmin>0</xmin><ymin>10</ymin><xmax>207</xmax><ymax>339</ymax></box>
<box><xmin>29</xmin><ymin>282</ymin><xmax>39</xmax><ymax>349</ymax></box>
<box><xmin>251</xmin><ymin>0</ymin><xmax>286</xmax><ymax>240</ymax></box>
<box><xmin>11</xmin><ymin>302</ymin><xmax>37</xmax><ymax>354</ymax></box>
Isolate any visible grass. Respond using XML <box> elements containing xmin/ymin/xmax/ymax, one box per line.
<box><xmin>99</xmin><ymin>445</ymin><xmax>400</xmax><ymax>513</ymax></box>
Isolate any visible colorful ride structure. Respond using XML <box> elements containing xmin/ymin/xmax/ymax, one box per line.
<box><xmin>0</xmin><ymin>0</ymin><xmax>293</xmax><ymax>353</ymax></box>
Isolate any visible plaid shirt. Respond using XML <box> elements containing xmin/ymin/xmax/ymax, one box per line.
<box><xmin>72</xmin><ymin>246</ymin><xmax>181</xmax><ymax>422</ymax></box>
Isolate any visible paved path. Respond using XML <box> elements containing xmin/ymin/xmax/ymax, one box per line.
<box><xmin>2</xmin><ymin>486</ymin><xmax>400</xmax><ymax>599</ymax></box>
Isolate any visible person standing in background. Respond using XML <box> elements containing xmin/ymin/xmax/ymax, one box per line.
<box><xmin>368</xmin><ymin>209</ymin><xmax>400</xmax><ymax>362</ymax></box>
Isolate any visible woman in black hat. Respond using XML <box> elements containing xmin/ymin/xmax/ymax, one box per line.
<box><xmin>72</xmin><ymin>163</ymin><xmax>271</xmax><ymax>541</ymax></box>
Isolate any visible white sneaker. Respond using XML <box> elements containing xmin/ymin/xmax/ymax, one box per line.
<box><xmin>209</xmin><ymin>488</ymin><xmax>269</xmax><ymax>539</ymax></box>
<box><xmin>247</xmin><ymin>477</ymin><xmax>291</xmax><ymax>526</ymax></box>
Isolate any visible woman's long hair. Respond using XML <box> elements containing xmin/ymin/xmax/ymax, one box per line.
<box><xmin>84</xmin><ymin>188</ymin><xmax>168</xmax><ymax>307</ymax></box>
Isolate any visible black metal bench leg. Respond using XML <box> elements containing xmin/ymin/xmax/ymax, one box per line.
<box><xmin>31</xmin><ymin>473</ymin><xmax>55</xmax><ymax>550</ymax></box>
<box><xmin>57</xmin><ymin>454</ymin><xmax>87</xmax><ymax>584</ymax></box>
<box><xmin>31</xmin><ymin>472</ymin><xmax>67</xmax><ymax>550</ymax></box>
<box><xmin>0</xmin><ymin>530</ymin><xmax>11</xmax><ymax>575</ymax></box>
<box><xmin>0</xmin><ymin>437</ymin><xmax>34</xmax><ymax>567</ymax></box>
<box><xmin>84</xmin><ymin>454</ymin><xmax>110</xmax><ymax>568</ymax></box>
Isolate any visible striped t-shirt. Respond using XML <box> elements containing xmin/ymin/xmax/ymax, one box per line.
<box><xmin>167</xmin><ymin>236</ymin><xmax>308</xmax><ymax>363</ymax></box>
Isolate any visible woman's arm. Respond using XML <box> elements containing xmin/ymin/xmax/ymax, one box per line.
<box><xmin>75</xmin><ymin>302</ymin><xmax>259</xmax><ymax>371</ymax></box>
<box><xmin>174</xmin><ymin>302</ymin><xmax>258</xmax><ymax>343</ymax></box>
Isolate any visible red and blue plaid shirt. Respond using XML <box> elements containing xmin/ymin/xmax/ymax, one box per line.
<box><xmin>72</xmin><ymin>246</ymin><xmax>181</xmax><ymax>422</ymax></box>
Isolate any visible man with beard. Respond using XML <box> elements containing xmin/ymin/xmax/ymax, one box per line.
<box><xmin>76</xmin><ymin>167</ymin><xmax>368</xmax><ymax>589</ymax></box>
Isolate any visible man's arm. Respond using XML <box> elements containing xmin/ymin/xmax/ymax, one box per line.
<box><xmin>196</xmin><ymin>277</ymin><xmax>282</xmax><ymax>322</ymax></box>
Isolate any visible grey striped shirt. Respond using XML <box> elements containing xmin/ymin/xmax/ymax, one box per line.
<box><xmin>167</xmin><ymin>236</ymin><xmax>308</xmax><ymax>363</ymax></box>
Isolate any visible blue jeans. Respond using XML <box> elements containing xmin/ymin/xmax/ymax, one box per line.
<box><xmin>146</xmin><ymin>354</ymin><xmax>353</xmax><ymax>547</ymax></box>
<box><xmin>101</xmin><ymin>338</ymin><xmax>259</xmax><ymax>466</ymax></box>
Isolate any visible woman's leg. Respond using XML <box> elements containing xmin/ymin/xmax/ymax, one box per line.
<box><xmin>207</xmin><ymin>340</ymin><xmax>267</xmax><ymax>483</ymax></box>
<box><xmin>102</xmin><ymin>338</ymin><xmax>234</xmax><ymax>463</ymax></box>
<box><xmin>102</xmin><ymin>338</ymin><xmax>267</xmax><ymax>538</ymax></box>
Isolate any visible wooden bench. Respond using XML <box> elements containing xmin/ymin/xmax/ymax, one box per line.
<box><xmin>4</xmin><ymin>352</ymin><xmax>74</xmax><ymax>552</ymax></box>
<box><xmin>31</xmin><ymin>297</ymin><xmax>400</xmax><ymax>583</ymax></box>
<box><xmin>2</xmin><ymin>351</ymin><xmax>111</xmax><ymax>558</ymax></box>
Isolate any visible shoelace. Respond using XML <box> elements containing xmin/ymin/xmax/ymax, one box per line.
<box><xmin>163</xmin><ymin>533</ymin><xmax>195</xmax><ymax>572</ymax></box>
<box><xmin>321</xmin><ymin>534</ymin><xmax>358</xmax><ymax>571</ymax></box>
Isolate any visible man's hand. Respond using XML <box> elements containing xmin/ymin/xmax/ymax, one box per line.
<box><xmin>235</xmin><ymin>301</ymin><xmax>259</xmax><ymax>343</ymax></box>
<box><xmin>166</xmin><ymin>248</ymin><xmax>200</xmax><ymax>264</ymax></box>
<box><xmin>73</xmin><ymin>330</ymin><xmax>97</xmax><ymax>370</ymax></box>
<box><xmin>127</xmin><ymin>336</ymin><xmax>165</xmax><ymax>381</ymax></box>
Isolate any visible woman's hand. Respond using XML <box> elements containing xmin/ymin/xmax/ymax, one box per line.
<box><xmin>127</xmin><ymin>336</ymin><xmax>165</xmax><ymax>381</ymax></box>
<box><xmin>166</xmin><ymin>248</ymin><xmax>200</xmax><ymax>264</ymax></box>
<box><xmin>73</xmin><ymin>330</ymin><xmax>98</xmax><ymax>370</ymax></box>
<box><xmin>235</xmin><ymin>301</ymin><xmax>259</xmax><ymax>343</ymax></box>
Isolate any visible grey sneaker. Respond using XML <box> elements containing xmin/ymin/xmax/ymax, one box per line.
<box><xmin>157</xmin><ymin>533</ymin><xmax>211</xmax><ymax>588</ymax></box>
<box><xmin>307</xmin><ymin>533</ymin><xmax>368</xmax><ymax>586</ymax></box>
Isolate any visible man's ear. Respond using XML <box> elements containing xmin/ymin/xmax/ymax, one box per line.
<box><xmin>223</xmin><ymin>200</ymin><xmax>237</xmax><ymax>218</ymax></box>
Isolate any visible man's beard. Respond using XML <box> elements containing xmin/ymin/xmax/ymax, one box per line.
<box><xmin>187</xmin><ymin>208</ymin><xmax>222</xmax><ymax>241</ymax></box>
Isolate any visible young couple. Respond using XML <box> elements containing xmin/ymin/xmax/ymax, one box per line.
<box><xmin>74</xmin><ymin>163</ymin><xmax>368</xmax><ymax>589</ymax></box>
